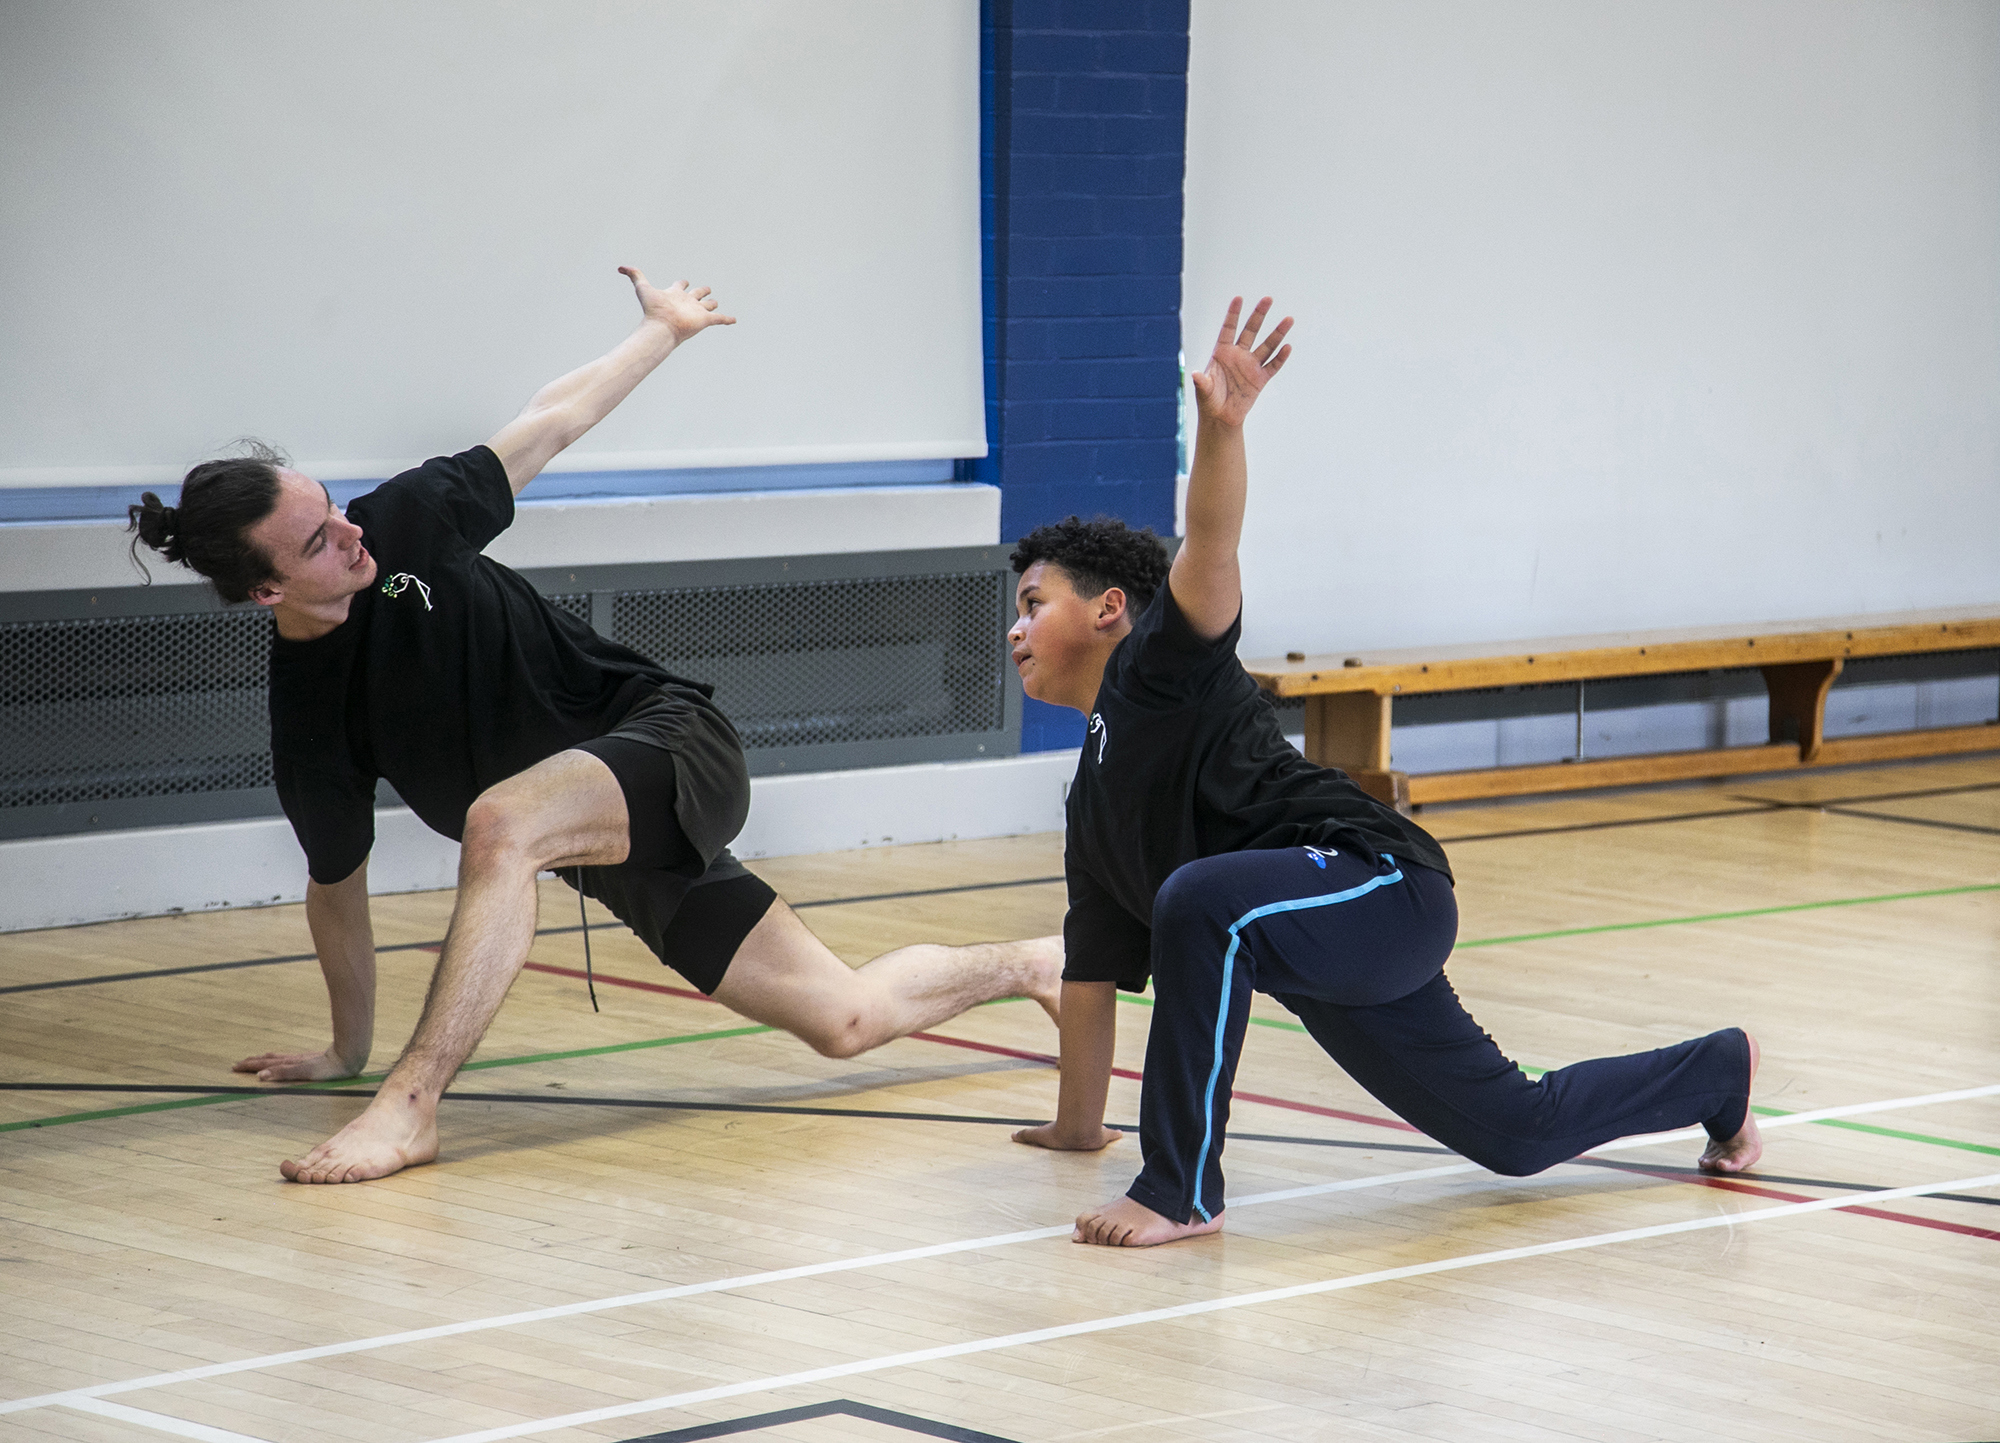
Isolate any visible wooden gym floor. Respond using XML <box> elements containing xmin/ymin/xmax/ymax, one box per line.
<box><xmin>2</xmin><ymin>755</ymin><xmax>1997</xmax><ymax>1443</ymax></box>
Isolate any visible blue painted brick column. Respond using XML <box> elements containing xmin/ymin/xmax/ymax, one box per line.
<box><xmin>972</xmin><ymin>0</ymin><xmax>1189</xmax><ymax>751</ymax></box>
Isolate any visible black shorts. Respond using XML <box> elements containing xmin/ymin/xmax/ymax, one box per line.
<box><xmin>564</xmin><ymin>687</ymin><xmax>777</xmax><ymax>994</ymax></box>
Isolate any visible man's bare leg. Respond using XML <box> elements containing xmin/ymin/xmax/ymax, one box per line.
<box><xmin>280</xmin><ymin>751</ymin><xmax>631</xmax><ymax>1183</ymax></box>
<box><xmin>1698</xmin><ymin>1030</ymin><xmax>1763</xmax><ymax>1173</ymax></box>
<box><xmin>1073</xmin><ymin>1196</ymin><xmax>1223</xmax><ymax>1247</ymax></box>
<box><xmin>710</xmin><ymin>901</ymin><xmax>1062</xmax><ymax>1059</ymax></box>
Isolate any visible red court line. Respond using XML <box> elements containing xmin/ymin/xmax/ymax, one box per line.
<box><xmin>1616</xmin><ymin>1166</ymin><xmax>2000</xmax><ymax>1243</ymax></box>
<box><xmin>517</xmin><ymin>957</ymin><xmax>712</xmax><ymax>1003</ymax></box>
<box><xmin>509</xmin><ymin>952</ymin><xmax>1994</xmax><ymax>1239</ymax></box>
<box><xmin>907</xmin><ymin>1031</ymin><xmax>1420</xmax><ymax>1133</ymax></box>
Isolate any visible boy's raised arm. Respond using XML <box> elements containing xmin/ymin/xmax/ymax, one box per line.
<box><xmin>1169</xmin><ymin>296</ymin><xmax>1293</xmax><ymax>642</ymax></box>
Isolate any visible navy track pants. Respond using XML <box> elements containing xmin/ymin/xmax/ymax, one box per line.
<box><xmin>1128</xmin><ymin>846</ymin><xmax>1752</xmax><ymax>1225</ymax></box>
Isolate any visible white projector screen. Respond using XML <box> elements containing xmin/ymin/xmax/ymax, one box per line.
<box><xmin>1185</xmin><ymin>0</ymin><xmax>2000</xmax><ymax>658</ymax></box>
<box><xmin>0</xmin><ymin>0</ymin><xmax>984</xmax><ymax>488</ymax></box>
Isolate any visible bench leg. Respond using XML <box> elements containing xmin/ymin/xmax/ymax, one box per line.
<box><xmin>1761</xmin><ymin>658</ymin><xmax>1843</xmax><ymax>762</ymax></box>
<box><xmin>1304</xmin><ymin>692</ymin><xmax>1410</xmax><ymax>813</ymax></box>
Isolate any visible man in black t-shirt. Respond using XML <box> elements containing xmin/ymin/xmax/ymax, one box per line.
<box><xmin>135</xmin><ymin>268</ymin><xmax>1060</xmax><ymax>1184</ymax></box>
<box><xmin>1006</xmin><ymin>296</ymin><xmax>1762</xmax><ymax>1246</ymax></box>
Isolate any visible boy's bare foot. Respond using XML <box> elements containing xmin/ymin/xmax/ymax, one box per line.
<box><xmin>280</xmin><ymin>1095</ymin><xmax>439</xmax><ymax>1183</ymax></box>
<box><xmin>1012</xmin><ymin>1121</ymin><xmax>1123</xmax><ymax>1151</ymax></box>
<box><xmin>1073</xmin><ymin>1194</ymin><xmax>1223</xmax><ymax>1247</ymax></box>
<box><xmin>1699</xmin><ymin>1030</ymin><xmax>1763</xmax><ymax>1174</ymax></box>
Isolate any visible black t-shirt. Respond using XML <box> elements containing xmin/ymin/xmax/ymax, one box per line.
<box><xmin>269</xmin><ymin>446</ymin><xmax>718</xmax><ymax>884</ymax></box>
<box><xmin>1062</xmin><ymin>583</ymin><xmax>1453</xmax><ymax>990</ymax></box>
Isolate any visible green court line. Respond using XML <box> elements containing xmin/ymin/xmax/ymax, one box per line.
<box><xmin>1454</xmin><ymin>881</ymin><xmax>2000</xmax><ymax>950</ymax></box>
<box><xmin>0</xmin><ymin>1024</ymin><xmax>775</xmax><ymax>1134</ymax></box>
<box><xmin>1749</xmin><ymin>1110</ymin><xmax>2000</xmax><ymax>1159</ymax></box>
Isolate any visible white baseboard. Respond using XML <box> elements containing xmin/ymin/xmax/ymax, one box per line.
<box><xmin>0</xmin><ymin>748</ymin><xmax>1079</xmax><ymax>934</ymax></box>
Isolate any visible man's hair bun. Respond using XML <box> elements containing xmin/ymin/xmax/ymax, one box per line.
<box><xmin>129</xmin><ymin>493</ymin><xmax>182</xmax><ymax>558</ymax></box>
<box><xmin>123</xmin><ymin>442</ymin><xmax>287</xmax><ymax>600</ymax></box>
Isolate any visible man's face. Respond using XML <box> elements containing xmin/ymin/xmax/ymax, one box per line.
<box><xmin>1008</xmin><ymin>561</ymin><xmax>1128</xmax><ymax>711</ymax></box>
<box><xmin>246</xmin><ymin>468</ymin><xmax>377</xmax><ymax>610</ymax></box>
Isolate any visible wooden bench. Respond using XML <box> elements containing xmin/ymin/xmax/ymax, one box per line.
<box><xmin>1244</xmin><ymin>605</ymin><xmax>2000</xmax><ymax>807</ymax></box>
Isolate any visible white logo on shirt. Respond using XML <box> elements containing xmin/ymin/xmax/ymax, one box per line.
<box><xmin>380</xmin><ymin>572</ymin><xmax>433</xmax><ymax>611</ymax></box>
<box><xmin>1088</xmin><ymin>712</ymin><xmax>1109</xmax><ymax>763</ymax></box>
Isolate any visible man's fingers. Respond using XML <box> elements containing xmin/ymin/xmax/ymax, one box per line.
<box><xmin>691</xmin><ymin>286</ymin><xmax>711</xmax><ymax>301</ymax></box>
<box><xmin>1265</xmin><ymin>342</ymin><xmax>1293</xmax><ymax>377</ymax></box>
<box><xmin>618</xmin><ymin>265</ymin><xmax>650</xmax><ymax>290</ymax></box>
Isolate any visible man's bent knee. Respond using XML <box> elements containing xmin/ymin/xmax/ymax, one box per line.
<box><xmin>459</xmin><ymin>793</ymin><xmax>541</xmax><ymax>877</ymax></box>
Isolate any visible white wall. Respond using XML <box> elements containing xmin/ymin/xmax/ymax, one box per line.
<box><xmin>1185</xmin><ymin>1</ymin><xmax>2000</xmax><ymax>659</ymax></box>
<box><xmin>0</xmin><ymin>0</ymin><xmax>983</xmax><ymax>491</ymax></box>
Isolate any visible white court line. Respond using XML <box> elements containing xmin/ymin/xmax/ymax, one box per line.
<box><xmin>5</xmin><ymin>1080</ymin><xmax>1994</xmax><ymax>1421</ymax></box>
<box><xmin>61</xmin><ymin>1397</ymin><xmax>273</xmax><ymax>1443</ymax></box>
<box><xmin>83</xmin><ymin>1169</ymin><xmax>1995</xmax><ymax>1443</ymax></box>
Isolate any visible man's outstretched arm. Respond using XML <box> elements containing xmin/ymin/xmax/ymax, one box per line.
<box><xmin>486</xmin><ymin>267</ymin><xmax>735</xmax><ymax>495</ymax></box>
<box><xmin>234</xmin><ymin>859</ymin><xmax>377</xmax><ymax>1082</ymax></box>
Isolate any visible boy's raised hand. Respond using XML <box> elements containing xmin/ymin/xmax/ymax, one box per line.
<box><xmin>1190</xmin><ymin>296</ymin><xmax>1292</xmax><ymax>427</ymax></box>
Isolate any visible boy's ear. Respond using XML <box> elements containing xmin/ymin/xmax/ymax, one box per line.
<box><xmin>1093</xmin><ymin>586</ymin><xmax>1130</xmax><ymax>631</ymax></box>
<box><xmin>249</xmin><ymin>580</ymin><xmax>284</xmax><ymax>609</ymax></box>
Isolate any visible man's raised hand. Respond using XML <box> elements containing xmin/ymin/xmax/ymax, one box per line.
<box><xmin>619</xmin><ymin>265</ymin><xmax>736</xmax><ymax>344</ymax></box>
<box><xmin>1190</xmin><ymin>296</ymin><xmax>1292</xmax><ymax>428</ymax></box>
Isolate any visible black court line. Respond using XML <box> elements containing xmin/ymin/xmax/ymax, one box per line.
<box><xmin>1571</xmin><ymin>1156</ymin><xmax>2000</xmax><ymax>1209</ymax></box>
<box><xmin>1433</xmin><ymin>803</ymin><xmax>1781</xmax><ymax>845</ymax></box>
<box><xmin>623</xmin><ymin>1399</ymin><xmax>1021</xmax><ymax>1443</ymax></box>
<box><xmin>0</xmin><ymin>1081</ymin><xmax>1448</xmax><ymax>1154</ymax></box>
<box><xmin>790</xmin><ymin>875</ymin><xmax>1063</xmax><ymax>909</ymax></box>
<box><xmin>1729</xmin><ymin>779</ymin><xmax>2000</xmax><ymax>808</ymax></box>
<box><xmin>0</xmin><ymin>886</ymin><xmax>1068</xmax><ymax>998</ymax></box>
<box><xmin>1820</xmin><ymin>807</ymin><xmax>2000</xmax><ymax>837</ymax></box>
<box><xmin>13</xmin><ymin>775</ymin><xmax>1993</xmax><ymax>1000</ymax></box>
<box><xmin>15</xmin><ymin>1083</ymin><xmax>1992</xmax><ymax>1205</ymax></box>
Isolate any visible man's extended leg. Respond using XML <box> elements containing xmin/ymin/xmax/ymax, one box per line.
<box><xmin>710</xmin><ymin>901</ymin><xmax>1062</xmax><ymax>1058</ymax></box>
<box><xmin>280</xmin><ymin>750</ymin><xmax>632</xmax><ymax>1183</ymax></box>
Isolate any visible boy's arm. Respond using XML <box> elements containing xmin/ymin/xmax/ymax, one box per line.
<box><xmin>1013</xmin><ymin>980</ymin><xmax>1122</xmax><ymax>1151</ymax></box>
<box><xmin>233</xmin><ymin>859</ymin><xmax>377</xmax><ymax>1082</ymax></box>
<box><xmin>1168</xmin><ymin>296</ymin><xmax>1294</xmax><ymax>643</ymax></box>
<box><xmin>485</xmin><ymin>267</ymin><xmax>736</xmax><ymax>496</ymax></box>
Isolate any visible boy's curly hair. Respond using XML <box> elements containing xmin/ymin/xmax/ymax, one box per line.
<box><xmin>1009</xmin><ymin>515</ymin><xmax>1172</xmax><ymax>613</ymax></box>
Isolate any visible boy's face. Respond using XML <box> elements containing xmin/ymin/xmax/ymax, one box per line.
<box><xmin>1009</xmin><ymin>561</ymin><xmax>1131</xmax><ymax>713</ymax></box>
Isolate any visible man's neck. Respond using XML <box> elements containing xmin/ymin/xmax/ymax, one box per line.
<box><xmin>271</xmin><ymin>593</ymin><xmax>357</xmax><ymax>642</ymax></box>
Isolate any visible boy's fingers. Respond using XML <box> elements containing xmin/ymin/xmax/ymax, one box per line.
<box><xmin>1254</xmin><ymin>316</ymin><xmax>1294</xmax><ymax>362</ymax></box>
<box><xmin>1215</xmin><ymin>296</ymin><xmax>1243</xmax><ymax>349</ymax></box>
<box><xmin>1237</xmin><ymin>296</ymin><xmax>1273</xmax><ymax>349</ymax></box>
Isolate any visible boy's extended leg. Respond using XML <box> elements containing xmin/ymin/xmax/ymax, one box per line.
<box><xmin>281</xmin><ymin>749</ymin><xmax>634</xmax><ymax>1183</ymax></box>
<box><xmin>1281</xmin><ymin>977</ymin><xmax>1757</xmax><ymax>1178</ymax></box>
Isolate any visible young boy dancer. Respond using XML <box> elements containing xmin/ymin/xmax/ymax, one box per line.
<box><xmin>130</xmin><ymin>266</ymin><xmax>1060</xmax><ymax>1184</ymax></box>
<box><xmin>1006</xmin><ymin>296</ymin><xmax>1760</xmax><ymax>1246</ymax></box>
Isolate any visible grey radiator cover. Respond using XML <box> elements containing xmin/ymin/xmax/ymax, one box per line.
<box><xmin>0</xmin><ymin>545</ymin><xmax>1024</xmax><ymax>842</ymax></box>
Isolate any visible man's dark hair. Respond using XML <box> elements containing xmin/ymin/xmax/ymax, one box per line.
<box><xmin>127</xmin><ymin>440</ymin><xmax>288</xmax><ymax>604</ymax></box>
<box><xmin>1010</xmin><ymin>515</ymin><xmax>1172</xmax><ymax>615</ymax></box>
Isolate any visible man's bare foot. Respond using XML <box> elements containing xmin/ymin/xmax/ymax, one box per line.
<box><xmin>280</xmin><ymin>1095</ymin><xmax>439</xmax><ymax>1183</ymax></box>
<box><xmin>1013</xmin><ymin>1121</ymin><xmax>1123</xmax><ymax>1151</ymax></box>
<box><xmin>1024</xmin><ymin>935</ymin><xmax>1064</xmax><ymax>1026</ymax></box>
<box><xmin>1073</xmin><ymin>1194</ymin><xmax>1223</xmax><ymax>1247</ymax></box>
<box><xmin>1699</xmin><ymin>1030</ymin><xmax>1763</xmax><ymax>1174</ymax></box>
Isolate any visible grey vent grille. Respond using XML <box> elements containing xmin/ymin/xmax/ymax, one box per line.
<box><xmin>0</xmin><ymin>609</ymin><xmax>273</xmax><ymax>809</ymax></box>
<box><xmin>0</xmin><ymin>545</ymin><xmax>1021</xmax><ymax>839</ymax></box>
<box><xmin>613</xmin><ymin>572</ymin><xmax>1006</xmax><ymax>750</ymax></box>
